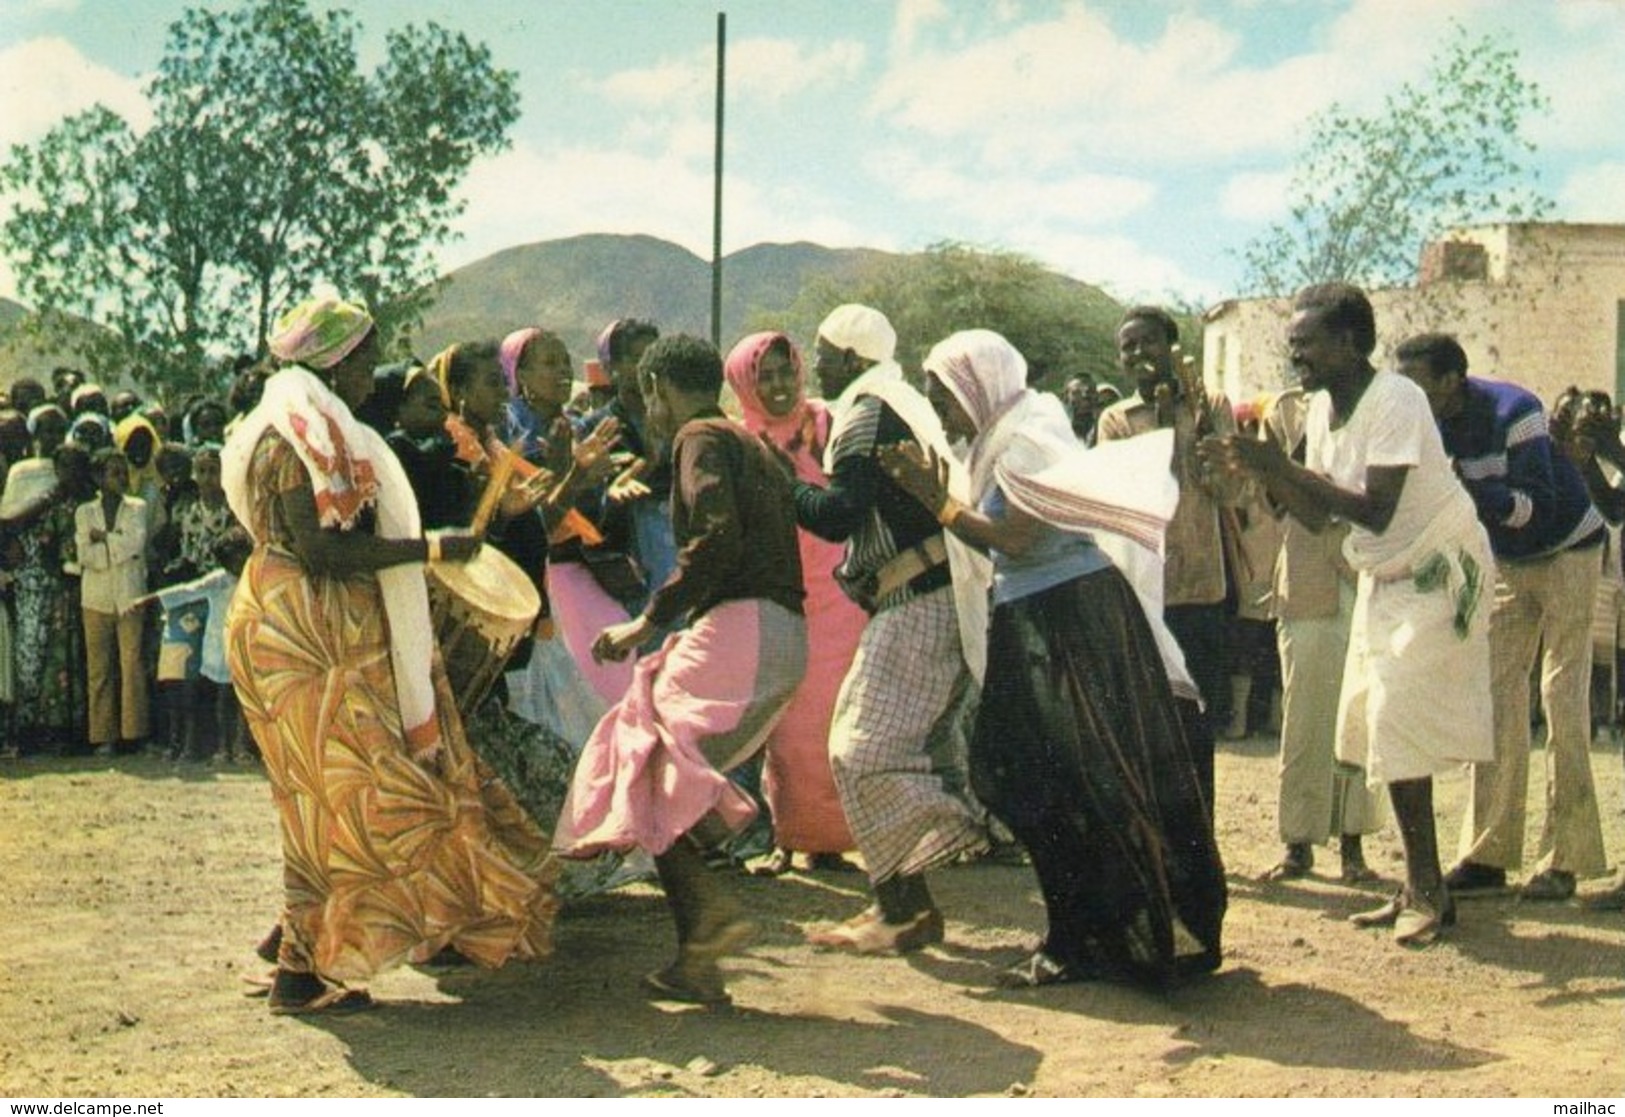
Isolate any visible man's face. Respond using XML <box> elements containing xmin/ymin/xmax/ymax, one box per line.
<box><xmin>613</xmin><ymin>336</ymin><xmax>654</xmax><ymax>412</ymax></box>
<box><xmin>1286</xmin><ymin>308</ymin><xmax>1355</xmax><ymax>394</ymax></box>
<box><xmin>813</xmin><ymin>337</ymin><xmax>862</xmax><ymax>400</ymax></box>
<box><xmin>1397</xmin><ymin>357</ymin><xmax>1461</xmax><ymax>421</ymax></box>
<box><xmin>1116</xmin><ymin>318</ymin><xmax>1174</xmax><ymax>397</ymax></box>
<box><xmin>99</xmin><ymin>456</ymin><xmax>129</xmax><ymax>496</ymax></box>
<box><xmin>1062</xmin><ymin>377</ymin><xmax>1098</xmax><ymax>433</ymax></box>
<box><xmin>639</xmin><ymin>366</ymin><xmax>674</xmax><ymax>440</ymax></box>
<box><xmin>926</xmin><ymin>375</ymin><xmax>976</xmax><ymax>443</ymax></box>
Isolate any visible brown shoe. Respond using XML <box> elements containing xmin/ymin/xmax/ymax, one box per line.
<box><xmin>1520</xmin><ymin>869</ymin><xmax>1576</xmax><ymax>902</ymax></box>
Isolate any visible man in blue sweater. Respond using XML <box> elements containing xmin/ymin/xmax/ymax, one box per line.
<box><xmin>1398</xmin><ymin>333</ymin><xmax>1608</xmax><ymax>902</ymax></box>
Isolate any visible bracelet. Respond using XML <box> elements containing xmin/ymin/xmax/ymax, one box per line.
<box><xmin>937</xmin><ymin>495</ymin><xmax>967</xmax><ymax>528</ymax></box>
<box><xmin>425</xmin><ymin>534</ymin><xmax>443</xmax><ymax>563</ymax></box>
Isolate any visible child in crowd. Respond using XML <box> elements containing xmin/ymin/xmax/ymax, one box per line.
<box><xmin>75</xmin><ymin>446</ymin><xmax>149</xmax><ymax>756</ymax></box>
<box><xmin>140</xmin><ymin>528</ymin><xmax>254</xmax><ymax>764</ymax></box>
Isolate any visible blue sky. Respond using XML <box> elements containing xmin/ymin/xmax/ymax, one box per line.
<box><xmin>2</xmin><ymin>0</ymin><xmax>1623</xmax><ymax>307</ymax></box>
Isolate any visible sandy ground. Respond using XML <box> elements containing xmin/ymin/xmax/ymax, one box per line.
<box><xmin>0</xmin><ymin>731</ymin><xmax>1621</xmax><ymax>1099</ymax></box>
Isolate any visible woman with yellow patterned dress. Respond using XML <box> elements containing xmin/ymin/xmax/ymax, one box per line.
<box><xmin>222</xmin><ymin>297</ymin><xmax>557</xmax><ymax>1015</ymax></box>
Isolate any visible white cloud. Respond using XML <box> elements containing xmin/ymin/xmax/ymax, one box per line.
<box><xmin>1557</xmin><ymin>162</ymin><xmax>1625</xmax><ymax>223</ymax></box>
<box><xmin>1220</xmin><ymin>170</ymin><xmax>1293</xmax><ymax>223</ymax></box>
<box><xmin>599</xmin><ymin>36</ymin><xmax>865</xmax><ymax>109</ymax></box>
<box><xmin>869</xmin><ymin>149</ymin><xmax>1154</xmax><ymax>227</ymax></box>
<box><xmin>867</xmin><ymin>5</ymin><xmax>1360</xmax><ymax>171</ymax></box>
<box><xmin>893</xmin><ymin>0</ymin><xmax>947</xmax><ymax>54</ymax></box>
<box><xmin>1020</xmin><ymin>228</ymin><xmax>1211</xmax><ymax>306</ymax></box>
<box><xmin>0</xmin><ymin>37</ymin><xmax>150</xmax><ymax>152</ymax></box>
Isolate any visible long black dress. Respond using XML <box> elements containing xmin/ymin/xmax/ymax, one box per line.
<box><xmin>972</xmin><ymin>559</ymin><xmax>1226</xmax><ymax>989</ymax></box>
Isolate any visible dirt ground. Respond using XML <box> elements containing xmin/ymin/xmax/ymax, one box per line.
<box><xmin>1</xmin><ymin>731</ymin><xmax>1621</xmax><ymax>1099</ymax></box>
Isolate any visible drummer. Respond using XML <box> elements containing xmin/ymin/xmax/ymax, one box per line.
<box><xmin>554</xmin><ymin>335</ymin><xmax>809</xmax><ymax>1007</ymax></box>
<box><xmin>223</xmin><ymin>297</ymin><xmax>559</xmax><ymax>1014</ymax></box>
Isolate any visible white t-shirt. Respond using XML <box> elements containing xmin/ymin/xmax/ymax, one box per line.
<box><xmin>1305</xmin><ymin>370</ymin><xmax>1468</xmax><ymax>570</ymax></box>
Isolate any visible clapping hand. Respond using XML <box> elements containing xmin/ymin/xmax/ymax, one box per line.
<box><xmin>591</xmin><ymin>615</ymin><xmax>652</xmax><ymax>663</ymax></box>
<box><xmin>607</xmin><ymin>457</ymin><xmax>651</xmax><ymax>504</ymax></box>
<box><xmin>572</xmin><ymin>417</ymin><xmax>621</xmax><ymax>487</ymax></box>
<box><xmin>877</xmin><ymin>441</ymin><xmax>948</xmax><ymax>513</ymax></box>
<box><xmin>1198</xmin><ymin>433</ymin><xmax>1284</xmax><ymax>481</ymax></box>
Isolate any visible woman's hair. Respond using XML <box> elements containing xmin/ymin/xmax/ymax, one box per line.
<box><xmin>444</xmin><ymin>341</ymin><xmax>503</xmax><ymax>396</ymax></box>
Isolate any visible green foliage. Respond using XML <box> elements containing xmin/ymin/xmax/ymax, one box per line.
<box><xmin>1240</xmin><ymin>23</ymin><xmax>1552</xmax><ymax>296</ymax></box>
<box><xmin>770</xmin><ymin>241</ymin><xmax>1126</xmax><ymax>393</ymax></box>
<box><xmin>0</xmin><ymin>0</ymin><xmax>517</xmax><ymax>399</ymax></box>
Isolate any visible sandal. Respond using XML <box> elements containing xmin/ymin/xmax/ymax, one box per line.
<box><xmin>1394</xmin><ymin>894</ymin><xmax>1456</xmax><ymax>945</ymax></box>
<box><xmin>240</xmin><ymin>970</ymin><xmax>276</xmax><ymax>998</ymax></box>
<box><xmin>1259</xmin><ymin>845</ymin><xmax>1314</xmax><ymax>882</ymax></box>
<box><xmin>255</xmin><ymin>923</ymin><xmax>283</xmax><ymax>965</ymax></box>
<box><xmin>995</xmin><ymin>951</ymin><xmax>1093</xmax><ymax>989</ymax></box>
<box><xmin>1349</xmin><ymin>889</ymin><xmax>1406</xmax><ymax>928</ymax></box>
<box><xmin>643</xmin><ymin>961</ymin><xmax>731</xmax><ymax>1007</ymax></box>
<box><xmin>750</xmin><ymin>848</ymin><xmax>795</xmax><ymax>878</ymax></box>
<box><xmin>269</xmin><ymin>987</ymin><xmax>376</xmax><ymax>1016</ymax></box>
<box><xmin>807</xmin><ymin>907</ymin><xmax>944</xmax><ymax>955</ymax></box>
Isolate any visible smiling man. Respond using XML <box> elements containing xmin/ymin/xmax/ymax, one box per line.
<box><xmin>1202</xmin><ymin>283</ymin><xmax>1493</xmax><ymax>945</ymax></box>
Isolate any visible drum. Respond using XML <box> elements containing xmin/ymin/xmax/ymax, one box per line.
<box><xmin>426</xmin><ymin>547</ymin><xmax>541</xmax><ymax>716</ymax></box>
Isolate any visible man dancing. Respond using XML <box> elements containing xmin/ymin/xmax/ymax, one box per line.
<box><xmin>554</xmin><ymin>335</ymin><xmax>808</xmax><ymax>1005</ymax></box>
<box><xmin>790</xmin><ymin>304</ymin><xmax>988</xmax><ymax>954</ymax></box>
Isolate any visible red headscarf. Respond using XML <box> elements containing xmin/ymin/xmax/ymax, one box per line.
<box><xmin>723</xmin><ymin>331</ymin><xmax>827</xmax><ymax>461</ymax></box>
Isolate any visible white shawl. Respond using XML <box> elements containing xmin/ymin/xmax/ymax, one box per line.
<box><xmin>221</xmin><ymin>367</ymin><xmax>440</xmax><ymax>748</ymax></box>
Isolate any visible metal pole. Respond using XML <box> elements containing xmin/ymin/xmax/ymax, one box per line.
<box><xmin>711</xmin><ymin>12</ymin><xmax>725</xmax><ymax>348</ymax></box>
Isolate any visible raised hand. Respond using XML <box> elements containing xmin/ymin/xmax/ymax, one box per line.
<box><xmin>877</xmin><ymin>440</ymin><xmax>949</xmax><ymax>512</ymax></box>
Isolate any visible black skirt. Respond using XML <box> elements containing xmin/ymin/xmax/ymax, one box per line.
<box><xmin>972</xmin><ymin>565</ymin><xmax>1227</xmax><ymax>988</ymax></box>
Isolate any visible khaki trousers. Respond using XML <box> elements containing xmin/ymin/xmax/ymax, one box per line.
<box><xmin>1457</xmin><ymin>543</ymin><xmax>1607</xmax><ymax>877</ymax></box>
<box><xmin>83</xmin><ymin>608</ymin><xmax>149</xmax><ymax>745</ymax></box>
<box><xmin>1276</xmin><ymin>581</ymin><xmax>1382</xmax><ymax>844</ymax></box>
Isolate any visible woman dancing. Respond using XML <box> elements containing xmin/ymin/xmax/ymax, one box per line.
<box><xmin>223</xmin><ymin>297</ymin><xmax>558</xmax><ymax>1014</ymax></box>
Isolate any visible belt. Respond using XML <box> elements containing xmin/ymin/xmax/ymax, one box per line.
<box><xmin>872</xmin><ymin>535</ymin><xmax>949</xmax><ymax>602</ymax></box>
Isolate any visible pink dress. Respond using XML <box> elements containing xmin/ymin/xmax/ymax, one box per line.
<box><xmin>725</xmin><ymin>332</ymin><xmax>865</xmax><ymax>853</ymax></box>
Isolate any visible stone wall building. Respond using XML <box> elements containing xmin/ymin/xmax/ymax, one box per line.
<box><xmin>1202</xmin><ymin>222</ymin><xmax>1625</xmax><ymax>411</ymax></box>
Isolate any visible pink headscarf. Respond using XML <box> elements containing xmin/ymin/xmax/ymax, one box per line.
<box><xmin>723</xmin><ymin>331</ymin><xmax>826</xmax><ymax>459</ymax></box>
<box><xmin>500</xmin><ymin>327</ymin><xmax>543</xmax><ymax>399</ymax></box>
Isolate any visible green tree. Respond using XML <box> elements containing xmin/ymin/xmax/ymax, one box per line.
<box><xmin>1</xmin><ymin>0</ymin><xmax>517</xmax><ymax>398</ymax></box>
<box><xmin>770</xmin><ymin>241</ymin><xmax>1127</xmax><ymax>394</ymax></box>
<box><xmin>1239</xmin><ymin>24</ymin><xmax>1552</xmax><ymax>296</ymax></box>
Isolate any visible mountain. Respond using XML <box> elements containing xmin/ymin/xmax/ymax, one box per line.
<box><xmin>0</xmin><ymin>297</ymin><xmax>113</xmax><ymax>392</ymax></box>
<box><xmin>407</xmin><ymin>234</ymin><xmax>893</xmax><ymax>367</ymax></box>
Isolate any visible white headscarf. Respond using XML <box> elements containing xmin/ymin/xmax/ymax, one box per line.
<box><xmin>923</xmin><ymin>330</ymin><xmax>1197</xmax><ymax>701</ymax></box>
<box><xmin>221</xmin><ymin>365</ymin><xmax>441</xmax><ymax>751</ymax></box>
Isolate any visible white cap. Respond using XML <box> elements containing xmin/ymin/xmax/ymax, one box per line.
<box><xmin>817</xmin><ymin>304</ymin><xmax>897</xmax><ymax>364</ymax></box>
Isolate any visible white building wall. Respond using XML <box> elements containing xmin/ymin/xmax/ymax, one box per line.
<box><xmin>1203</xmin><ymin>223</ymin><xmax>1625</xmax><ymax>412</ymax></box>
